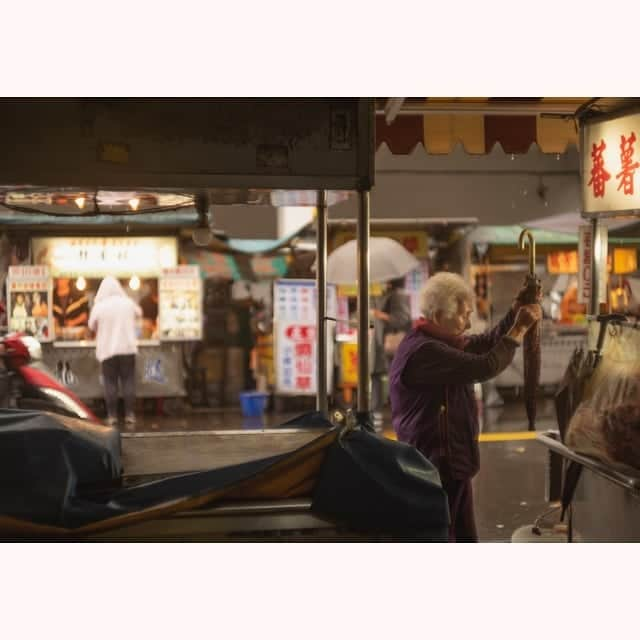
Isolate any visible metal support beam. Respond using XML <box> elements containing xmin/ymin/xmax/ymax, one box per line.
<box><xmin>316</xmin><ymin>190</ymin><xmax>328</xmax><ymax>414</ymax></box>
<box><xmin>357</xmin><ymin>190</ymin><xmax>371</xmax><ymax>415</ymax></box>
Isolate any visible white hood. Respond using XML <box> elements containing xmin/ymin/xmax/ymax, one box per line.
<box><xmin>94</xmin><ymin>276</ymin><xmax>128</xmax><ymax>303</ymax></box>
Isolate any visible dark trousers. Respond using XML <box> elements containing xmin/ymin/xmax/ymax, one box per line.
<box><xmin>101</xmin><ymin>354</ymin><xmax>136</xmax><ymax>419</ymax></box>
<box><xmin>371</xmin><ymin>373</ymin><xmax>385</xmax><ymax>412</ymax></box>
<box><xmin>440</xmin><ymin>474</ymin><xmax>478</xmax><ymax>543</ymax></box>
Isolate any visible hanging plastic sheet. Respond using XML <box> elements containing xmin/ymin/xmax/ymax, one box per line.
<box><xmin>565</xmin><ymin>321</ymin><xmax>640</xmax><ymax>471</ymax></box>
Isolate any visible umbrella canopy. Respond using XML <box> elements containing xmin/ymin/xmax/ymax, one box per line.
<box><xmin>327</xmin><ymin>237</ymin><xmax>419</xmax><ymax>285</ymax></box>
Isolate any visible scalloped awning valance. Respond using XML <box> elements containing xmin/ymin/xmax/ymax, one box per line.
<box><xmin>375</xmin><ymin>98</ymin><xmax>590</xmax><ymax>155</ymax></box>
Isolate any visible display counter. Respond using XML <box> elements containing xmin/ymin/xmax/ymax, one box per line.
<box><xmin>41</xmin><ymin>341</ymin><xmax>186</xmax><ymax>399</ymax></box>
<box><xmin>538</xmin><ymin>431</ymin><xmax>640</xmax><ymax>542</ymax></box>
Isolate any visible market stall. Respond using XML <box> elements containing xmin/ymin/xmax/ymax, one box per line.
<box><xmin>0</xmin><ymin>98</ymin><xmax>375</xmax><ymax>418</ymax></box>
<box><xmin>469</xmin><ymin>225</ymin><xmax>588</xmax><ymax>392</ymax></box>
<box><xmin>537</xmin><ymin>104</ymin><xmax>640</xmax><ymax>541</ymax></box>
<box><xmin>469</xmin><ymin>224</ymin><xmax>640</xmax><ymax>394</ymax></box>
<box><xmin>5</xmin><ymin>235</ymin><xmax>202</xmax><ymax>401</ymax></box>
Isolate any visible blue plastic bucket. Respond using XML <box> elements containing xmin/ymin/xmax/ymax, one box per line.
<box><xmin>239</xmin><ymin>391</ymin><xmax>268</xmax><ymax>418</ymax></box>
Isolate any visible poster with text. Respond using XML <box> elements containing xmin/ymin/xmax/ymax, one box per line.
<box><xmin>7</xmin><ymin>266</ymin><xmax>53</xmax><ymax>342</ymax></box>
<box><xmin>274</xmin><ymin>279</ymin><xmax>335</xmax><ymax>395</ymax></box>
<box><xmin>159</xmin><ymin>266</ymin><xmax>202</xmax><ymax>341</ymax></box>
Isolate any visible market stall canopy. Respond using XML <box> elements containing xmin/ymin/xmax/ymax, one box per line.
<box><xmin>375</xmin><ymin>98</ymin><xmax>636</xmax><ymax>155</ymax></box>
<box><xmin>469</xmin><ymin>225</ymin><xmax>578</xmax><ymax>246</ymax></box>
<box><xmin>469</xmin><ymin>223</ymin><xmax>640</xmax><ymax>247</ymax></box>
<box><xmin>523</xmin><ymin>212</ymin><xmax>638</xmax><ymax>235</ymax></box>
<box><xmin>188</xmin><ymin>220</ymin><xmax>316</xmax><ymax>256</ymax></box>
<box><xmin>182</xmin><ymin>219</ymin><xmax>316</xmax><ymax>281</ymax></box>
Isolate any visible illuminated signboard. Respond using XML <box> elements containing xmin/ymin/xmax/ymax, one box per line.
<box><xmin>612</xmin><ymin>247</ymin><xmax>638</xmax><ymax>274</ymax></box>
<box><xmin>32</xmin><ymin>237</ymin><xmax>177</xmax><ymax>277</ymax></box>
<box><xmin>582</xmin><ymin>112</ymin><xmax>640</xmax><ymax>213</ymax></box>
<box><xmin>547</xmin><ymin>250</ymin><xmax>579</xmax><ymax>274</ymax></box>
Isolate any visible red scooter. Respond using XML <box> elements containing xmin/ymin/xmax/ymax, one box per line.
<box><xmin>0</xmin><ymin>332</ymin><xmax>100</xmax><ymax>422</ymax></box>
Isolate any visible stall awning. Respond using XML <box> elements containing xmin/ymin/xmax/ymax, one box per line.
<box><xmin>375</xmin><ymin>98</ymin><xmax>632</xmax><ymax>155</ymax></box>
<box><xmin>469</xmin><ymin>225</ymin><xmax>578</xmax><ymax>246</ymax></box>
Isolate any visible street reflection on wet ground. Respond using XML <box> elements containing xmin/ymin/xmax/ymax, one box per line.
<box><xmin>477</xmin><ymin>397</ymin><xmax>556</xmax><ymax>542</ymax></box>
<box><xmin>121</xmin><ymin>395</ymin><xmax>559</xmax><ymax>542</ymax></box>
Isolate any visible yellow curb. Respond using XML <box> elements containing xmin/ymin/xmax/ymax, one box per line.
<box><xmin>382</xmin><ymin>430</ymin><xmax>539</xmax><ymax>443</ymax></box>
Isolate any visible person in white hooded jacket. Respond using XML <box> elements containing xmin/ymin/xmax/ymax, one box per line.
<box><xmin>88</xmin><ymin>276</ymin><xmax>142</xmax><ymax>427</ymax></box>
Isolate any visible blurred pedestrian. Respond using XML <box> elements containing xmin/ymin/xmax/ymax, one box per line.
<box><xmin>88</xmin><ymin>276</ymin><xmax>142</xmax><ymax>428</ymax></box>
<box><xmin>370</xmin><ymin>277</ymin><xmax>411</xmax><ymax>420</ymax></box>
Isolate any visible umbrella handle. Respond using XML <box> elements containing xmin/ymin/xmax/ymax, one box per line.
<box><xmin>518</xmin><ymin>228</ymin><xmax>536</xmax><ymax>275</ymax></box>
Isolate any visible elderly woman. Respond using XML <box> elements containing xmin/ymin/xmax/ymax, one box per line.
<box><xmin>389</xmin><ymin>272</ymin><xmax>541</xmax><ymax>542</ymax></box>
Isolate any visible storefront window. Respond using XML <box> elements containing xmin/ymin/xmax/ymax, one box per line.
<box><xmin>52</xmin><ymin>276</ymin><xmax>160</xmax><ymax>341</ymax></box>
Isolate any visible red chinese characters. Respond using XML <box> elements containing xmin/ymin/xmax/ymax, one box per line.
<box><xmin>588</xmin><ymin>139</ymin><xmax>611</xmax><ymax>198</ymax></box>
<box><xmin>285</xmin><ymin>324</ymin><xmax>316</xmax><ymax>342</ymax></box>
<box><xmin>295</xmin><ymin>342</ymin><xmax>312</xmax><ymax>357</ymax></box>
<box><xmin>616</xmin><ymin>132</ymin><xmax>640</xmax><ymax>195</ymax></box>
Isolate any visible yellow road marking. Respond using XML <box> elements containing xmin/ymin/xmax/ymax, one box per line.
<box><xmin>478</xmin><ymin>432</ymin><xmax>538</xmax><ymax>442</ymax></box>
<box><xmin>382</xmin><ymin>430</ymin><xmax>538</xmax><ymax>443</ymax></box>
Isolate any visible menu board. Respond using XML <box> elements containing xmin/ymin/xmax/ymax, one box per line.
<box><xmin>6</xmin><ymin>266</ymin><xmax>53</xmax><ymax>342</ymax></box>
<box><xmin>274</xmin><ymin>279</ymin><xmax>335</xmax><ymax>396</ymax></box>
<box><xmin>32</xmin><ymin>236</ymin><xmax>177</xmax><ymax>277</ymax></box>
<box><xmin>158</xmin><ymin>266</ymin><xmax>202</xmax><ymax>341</ymax></box>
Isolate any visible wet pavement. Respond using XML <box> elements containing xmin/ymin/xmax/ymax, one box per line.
<box><xmin>118</xmin><ymin>395</ymin><xmax>560</xmax><ymax>542</ymax></box>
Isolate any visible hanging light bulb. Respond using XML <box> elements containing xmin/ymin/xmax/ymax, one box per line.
<box><xmin>76</xmin><ymin>276</ymin><xmax>87</xmax><ymax>291</ymax></box>
<box><xmin>129</xmin><ymin>275</ymin><xmax>140</xmax><ymax>291</ymax></box>
<box><xmin>74</xmin><ymin>195</ymin><xmax>86</xmax><ymax>209</ymax></box>
<box><xmin>129</xmin><ymin>197</ymin><xmax>140</xmax><ymax>211</ymax></box>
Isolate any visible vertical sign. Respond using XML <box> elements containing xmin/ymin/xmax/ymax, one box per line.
<box><xmin>404</xmin><ymin>260</ymin><xmax>429</xmax><ymax>319</ymax></box>
<box><xmin>7</xmin><ymin>266</ymin><xmax>53</xmax><ymax>342</ymax></box>
<box><xmin>578</xmin><ymin>225</ymin><xmax>608</xmax><ymax>305</ymax></box>
<box><xmin>158</xmin><ymin>266</ymin><xmax>202</xmax><ymax>341</ymax></box>
<box><xmin>274</xmin><ymin>279</ymin><xmax>335</xmax><ymax>396</ymax></box>
<box><xmin>582</xmin><ymin>112</ymin><xmax>640</xmax><ymax>214</ymax></box>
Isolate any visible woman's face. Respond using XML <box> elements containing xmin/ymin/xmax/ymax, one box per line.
<box><xmin>16</xmin><ymin>293</ymin><xmax>24</xmax><ymax>305</ymax></box>
<box><xmin>33</xmin><ymin>292</ymin><xmax>41</xmax><ymax>304</ymax></box>
<box><xmin>435</xmin><ymin>298</ymin><xmax>473</xmax><ymax>336</ymax></box>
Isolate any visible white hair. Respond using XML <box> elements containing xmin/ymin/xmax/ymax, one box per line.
<box><xmin>419</xmin><ymin>272</ymin><xmax>475</xmax><ymax>320</ymax></box>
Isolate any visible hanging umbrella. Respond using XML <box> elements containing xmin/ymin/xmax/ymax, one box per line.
<box><xmin>326</xmin><ymin>237</ymin><xmax>419</xmax><ymax>285</ymax></box>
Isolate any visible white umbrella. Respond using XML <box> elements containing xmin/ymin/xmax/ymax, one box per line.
<box><xmin>327</xmin><ymin>237</ymin><xmax>419</xmax><ymax>285</ymax></box>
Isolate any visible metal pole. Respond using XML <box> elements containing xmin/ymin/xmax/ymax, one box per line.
<box><xmin>590</xmin><ymin>217</ymin><xmax>603</xmax><ymax>316</ymax></box>
<box><xmin>357</xmin><ymin>190</ymin><xmax>370</xmax><ymax>415</ymax></box>
<box><xmin>316</xmin><ymin>190</ymin><xmax>328</xmax><ymax>414</ymax></box>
